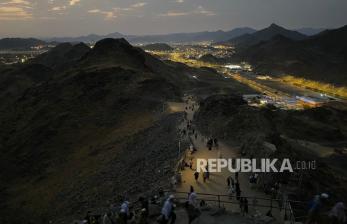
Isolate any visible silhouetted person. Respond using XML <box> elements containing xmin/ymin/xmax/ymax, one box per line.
<box><xmin>214</xmin><ymin>138</ymin><xmax>218</xmax><ymax>147</ymax></box>
<box><xmin>240</xmin><ymin>198</ymin><xmax>245</xmax><ymax>214</ymax></box>
<box><xmin>236</xmin><ymin>182</ymin><xmax>241</xmax><ymax>200</ymax></box>
<box><xmin>244</xmin><ymin>198</ymin><xmax>249</xmax><ymax>215</ymax></box>
<box><xmin>194</xmin><ymin>171</ymin><xmax>199</xmax><ymax>182</ymax></box>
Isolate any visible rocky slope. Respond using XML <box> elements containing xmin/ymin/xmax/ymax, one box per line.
<box><xmin>194</xmin><ymin>94</ymin><xmax>347</xmax><ymax>213</ymax></box>
<box><xmin>232</xmin><ymin>25</ymin><xmax>347</xmax><ymax>85</ymax></box>
<box><xmin>223</xmin><ymin>24</ymin><xmax>307</xmax><ymax>48</ymax></box>
<box><xmin>0</xmin><ymin>38</ymin><xmax>194</xmax><ymax>223</ymax></box>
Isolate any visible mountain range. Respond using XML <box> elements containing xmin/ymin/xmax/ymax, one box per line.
<box><xmin>45</xmin><ymin>27</ymin><xmax>256</xmax><ymax>44</ymax></box>
<box><xmin>42</xmin><ymin>26</ymin><xmax>326</xmax><ymax>44</ymax></box>
<box><xmin>0</xmin><ymin>28</ymin><xmax>256</xmax><ymax>50</ymax></box>
<box><xmin>232</xmin><ymin>25</ymin><xmax>347</xmax><ymax>85</ymax></box>
<box><xmin>222</xmin><ymin>23</ymin><xmax>307</xmax><ymax>48</ymax></box>
<box><xmin>0</xmin><ymin>26</ymin><xmax>329</xmax><ymax>50</ymax></box>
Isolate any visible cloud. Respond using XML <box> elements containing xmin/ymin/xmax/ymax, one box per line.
<box><xmin>0</xmin><ymin>0</ymin><xmax>30</xmax><ymax>5</ymax></box>
<box><xmin>88</xmin><ymin>9</ymin><xmax>117</xmax><ymax>20</ymax></box>
<box><xmin>196</xmin><ymin>5</ymin><xmax>216</xmax><ymax>16</ymax></box>
<box><xmin>112</xmin><ymin>2</ymin><xmax>147</xmax><ymax>11</ymax></box>
<box><xmin>50</xmin><ymin>6</ymin><xmax>67</xmax><ymax>11</ymax></box>
<box><xmin>159</xmin><ymin>11</ymin><xmax>188</xmax><ymax>17</ymax></box>
<box><xmin>160</xmin><ymin>6</ymin><xmax>216</xmax><ymax>17</ymax></box>
<box><xmin>88</xmin><ymin>9</ymin><xmax>100</xmax><ymax>13</ymax></box>
<box><xmin>69</xmin><ymin>0</ymin><xmax>80</xmax><ymax>6</ymax></box>
<box><xmin>0</xmin><ymin>0</ymin><xmax>32</xmax><ymax>20</ymax></box>
<box><xmin>130</xmin><ymin>2</ymin><xmax>147</xmax><ymax>8</ymax></box>
<box><xmin>176</xmin><ymin>0</ymin><xmax>184</xmax><ymax>3</ymax></box>
<box><xmin>87</xmin><ymin>2</ymin><xmax>148</xmax><ymax>20</ymax></box>
<box><xmin>0</xmin><ymin>6</ymin><xmax>32</xmax><ymax>20</ymax></box>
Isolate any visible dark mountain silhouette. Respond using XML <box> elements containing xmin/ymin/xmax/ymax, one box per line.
<box><xmin>46</xmin><ymin>32</ymin><xmax>125</xmax><ymax>43</ymax></box>
<box><xmin>224</xmin><ymin>24</ymin><xmax>307</xmax><ymax>48</ymax></box>
<box><xmin>0</xmin><ymin>38</ymin><xmax>46</xmax><ymax>50</ymax></box>
<box><xmin>198</xmin><ymin>54</ymin><xmax>224</xmax><ymax>64</ymax></box>
<box><xmin>45</xmin><ymin>27</ymin><xmax>256</xmax><ymax>44</ymax></box>
<box><xmin>141</xmin><ymin>43</ymin><xmax>173</xmax><ymax>51</ymax></box>
<box><xmin>295</xmin><ymin>27</ymin><xmax>326</xmax><ymax>36</ymax></box>
<box><xmin>233</xmin><ymin>25</ymin><xmax>347</xmax><ymax>85</ymax></box>
<box><xmin>128</xmin><ymin>27</ymin><xmax>256</xmax><ymax>43</ymax></box>
<box><xmin>302</xmin><ymin>25</ymin><xmax>347</xmax><ymax>56</ymax></box>
<box><xmin>31</xmin><ymin>42</ymin><xmax>90</xmax><ymax>70</ymax></box>
<box><xmin>0</xmin><ymin>38</ymin><xmax>202</xmax><ymax>223</ymax></box>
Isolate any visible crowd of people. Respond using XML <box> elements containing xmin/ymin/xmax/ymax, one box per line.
<box><xmin>305</xmin><ymin>193</ymin><xmax>346</xmax><ymax>224</ymax></box>
<box><xmin>76</xmin><ymin>96</ymin><xmax>346</xmax><ymax>224</ymax></box>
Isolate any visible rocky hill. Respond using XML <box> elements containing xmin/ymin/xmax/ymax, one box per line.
<box><xmin>194</xmin><ymin>94</ymin><xmax>347</xmax><ymax>205</ymax></box>
<box><xmin>31</xmin><ymin>42</ymin><xmax>90</xmax><ymax>71</ymax></box>
<box><xmin>223</xmin><ymin>24</ymin><xmax>307</xmax><ymax>48</ymax></box>
<box><xmin>198</xmin><ymin>54</ymin><xmax>225</xmax><ymax>64</ymax></box>
<box><xmin>0</xmin><ymin>38</ymin><xmax>197</xmax><ymax>223</ymax></box>
<box><xmin>0</xmin><ymin>38</ymin><xmax>47</xmax><ymax>50</ymax></box>
<box><xmin>232</xmin><ymin>25</ymin><xmax>347</xmax><ymax>85</ymax></box>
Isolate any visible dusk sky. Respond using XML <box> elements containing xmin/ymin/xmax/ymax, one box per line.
<box><xmin>1</xmin><ymin>0</ymin><xmax>347</xmax><ymax>38</ymax></box>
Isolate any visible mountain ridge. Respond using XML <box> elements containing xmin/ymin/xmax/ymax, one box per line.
<box><xmin>233</xmin><ymin>25</ymin><xmax>347</xmax><ymax>85</ymax></box>
<box><xmin>42</xmin><ymin>27</ymin><xmax>256</xmax><ymax>44</ymax></box>
<box><xmin>223</xmin><ymin>23</ymin><xmax>307</xmax><ymax>48</ymax></box>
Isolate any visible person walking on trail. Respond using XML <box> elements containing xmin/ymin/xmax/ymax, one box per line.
<box><xmin>187</xmin><ymin>186</ymin><xmax>201</xmax><ymax>224</ymax></box>
<box><xmin>213</xmin><ymin>138</ymin><xmax>218</xmax><ymax>148</ymax></box>
<box><xmin>189</xmin><ymin>144</ymin><xmax>194</xmax><ymax>154</ymax></box>
<box><xmin>329</xmin><ymin>202</ymin><xmax>346</xmax><ymax>224</ymax></box>
<box><xmin>205</xmin><ymin>165</ymin><xmax>210</xmax><ymax>180</ymax></box>
<box><xmin>188</xmin><ymin>159</ymin><xmax>193</xmax><ymax>170</ymax></box>
<box><xmin>203</xmin><ymin>171</ymin><xmax>208</xmax><ymax>182</ymax></box>
<box><xmin>194</xmin><ymin>171</ymin><xmax>199</xmax><ymax>182</ymax></box>
<box><xmin>244</xmin><ymin>198</ymin><xmax>249</xmax><ymax>216</ymax></box>
<box><xmin>207</xmin><ymin>139</ymin><xmax>213</xmax><ymax>150</ymax></box>
<box><xmin>240</xmin><ymin>197</ymin><xmax>245</xmax><ymax>214</ymax></box>
<box><xmin>160</xmin><ymin>195</ymin><xmax>176</xmax><ymax>224</ymax></box>
<box><xmin>228</xmin><ymin>183</ymin><xmax>235</xmax><ymax>199</ymax></box>
<box><xmin>195</xmin><ymin>133</ymin><xmax>198</xmax><ymax>140</ymax></box>
<box><xmin>119</xmin><ymin>200</ymin><xmax>130</xmax><ymax>224</ymax></box>
<box><xmin>188</xmin><ymin>186</ymin><xmax>198</xmax><ymax>208</ymax></box>
<box><xmin>236</xmin><ymin>182</ymin><xmax>241</xmax><ymax>201</ymax></box>
<box><xmin>235</xmin><ymin>172</ymin><xmax>239</xmax><ymax>181</ymax></box>
<box><xmin>305</xmin><ymin>193</ymin><xmax>329</xmax><ymax>224</ymax></box>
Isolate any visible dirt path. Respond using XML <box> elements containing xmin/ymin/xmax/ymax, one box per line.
<box><xmin>174</xmin><ymin>95</ymin><xmax>284</xmax><ymax>222</ymax></box>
